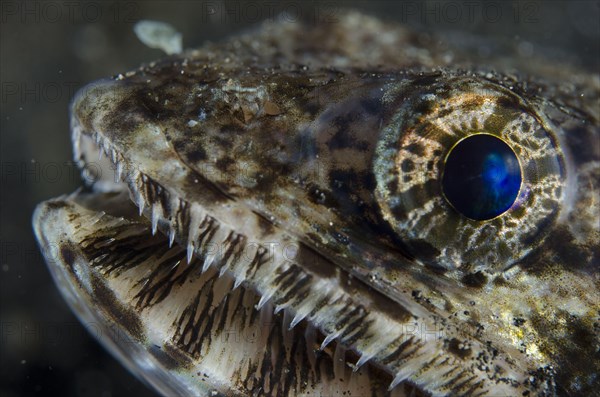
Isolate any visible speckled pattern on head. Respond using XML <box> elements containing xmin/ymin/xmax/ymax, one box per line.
<box><xmin>33</xmin><ymin>11</ymin><xmax>599</xmax><ymax>397</ymax></box>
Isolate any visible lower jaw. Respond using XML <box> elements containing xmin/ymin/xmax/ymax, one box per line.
<box><xmin>35</xmin><ymin>187</ymin><xmax>431</xmax><ymax>396</ymax></box>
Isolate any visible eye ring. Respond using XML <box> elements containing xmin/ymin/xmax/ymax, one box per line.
<box><xmin>440</xmin><ymin>132</ymin><xmax>523</xmax><ymax>222</ymax></box>
<box><xmin>374</xmin><ymin>76</ymin><xmax>565</xmax><ymax>273</ymax></box>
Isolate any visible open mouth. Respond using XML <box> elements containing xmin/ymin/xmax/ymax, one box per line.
<box><xmin>30</xmin><ymin>7</ymin><xmax>600</xmax><ymax>395</ymax></box>
<box><xmin>31</xmin><ymin>65</ymin><xmax>559</xmax><ymax>395</ymax></box>
<box><xmin>34</xmin><ymin>124</ymin><xmax>430</xmax><ymax>396</ymax></box>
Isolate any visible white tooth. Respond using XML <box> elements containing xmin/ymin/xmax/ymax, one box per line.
<box><xmin>256</xmin><ymin>293</ymin><xmax>271</xmax><ymax>310</ymax></box>
<box><xmin>289</xmin><ymin>312</ymin><xmax>306</xmax><ymax>330</ymax></box>
<box><xmin>201</xmin><ymin>256</ymin><xmax>212</xmax><ymax>273</ymax></box>
<box><xmin>387</xmin><ymin>351</ymin><xmax>433</xmax><ymax>391</ymax></box>
<box><xmin>320</xmin><ymin>332</ymin><xmax>339</xmax><ymax>350</ymax></box>
<box><xmin>138</xmin><ymin>197</ymin><xmax>145</xmax><ymax>216</ymax></box>
<box><xmin>187</xmin><ymin>242</ymin><xmax>194</xmax><ymax>264</ymax></box>
<box><xmin>72</xmin><ymin>129</ymin><xmax>82</xmax><ymax>162</ymax></box>
<box><xmin>186</xmin><ymin>203</ymin><xmax>203</xmax><ymax>264</ymax></box>
<box><xmin>168</xmin><ymin>227</ymin><xmax>175</xmax><ymax>247</ymax></box>
<box><xmin>151</xmin><ymin>205</ymin><xmax>160</xmax><ymax>235</ymax></box>
<box><xmin>354</xmin><ymin>352</ymin><xmax>373</xmax><ymax>371</ymax></box>
<box><xmin>274</xmin><ymin>304</ymin><xmax>284</xmax><ymax>314</ymax></box>
<box><xmin>116</xmin><ymin>161</ymin><xmax>123</xmax><ymax>181</ymax></box>
<box><xmin>90</xmin><ymin>211</ymin><xmax>105</xmax><ymax>225</ymax></box>
<box><xmin>218</xmin><ymin>265</ymin><xmax>228</xmax><ymax>278</ymax></box>
<box><xmin>233</xmin><ymin>276</ymin><xmax>244</xmax><ymax>289</ymax></box>
<box><xmin>95</xmin><ymin>133</ymin><xmax>101</xmax><ymax>145</ymax></box>
<box><xmin>110</xmin><ymin>148</ymin><xmax>117</xmax><ymax>163</ymax></box>
<box><xmin>283</xmin><ymin>309</ymin><xmax>293</xmax><ymax>332</ymax></box>
<box><xmin>388</xmin><ymin>371</ymin><xmax>410</xmax><ymax>391</ymax></box>
<box><xmin>98</xmin><ymin>146</ymin><xmax>103</xmax><ymax>160</ymax></box>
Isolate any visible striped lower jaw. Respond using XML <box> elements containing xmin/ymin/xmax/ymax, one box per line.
<box><xmin>33</xmin><ymin>188</ymin><xmax>428</xmax><ymax>396</ymax></box>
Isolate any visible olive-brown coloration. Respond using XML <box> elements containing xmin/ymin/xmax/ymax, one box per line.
<box><xmin>34</xmin><ymin>11</ymin><xmax>599</xmax><ymax>397</ymax></box>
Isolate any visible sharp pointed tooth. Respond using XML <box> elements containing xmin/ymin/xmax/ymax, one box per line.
<box><xmin>98</xmin><ymin>146</ymin><xmax>103</xmax><ymax>160</ymax></box>
<box><xmin>233</xmin><ymin>276</ymin><xmax>244</xmax><ymax>289</ymax></box>
<box><xmin>151</xmin><ymin>205</ymin><xmax>159</xmax><ymax>235</ymax></box>
<box><xmin>387</xmin><ymin>350</ymin><xmax>433</xmax><ymax>391</ymax></box>
<box><xmin>168</xmin><ymin>227</ymin><xmax>175</xmax><ymax>247</ymax></box>
<box><xmin>186</xmin><ymin>203</ymin><xmax>203</xmax><ymax>264</ymax></box>
<box><xmin>115</xmin><ymin>161</ymin><xmax>123</xmax><ymax>181</ymax></box>
<box><xmin>95</xmin><ymin>133</ymin><xmax>101</xmax><ymax>145</ymax></box>
<box><xmin>354</xmin><ymin>352</ymin><xmax>373</xmax><ymax>371</ymax></box>
<box><xmin>201</xmin><ymin>256</ymin><xmax>212</xmax><ymax>273</ymax></box>
<box><xmin>218</xmin><ymin>265</ymin><xmax>228</xmax><ymax>278</ymax></box>
<box><xmin>90</xmin><ymin>211</ymin><xmax>105</xmax><ymax>225</ymax></box>
<box><xmin>289</xmin><ymin>312</ymin><xmax>307</xmax><ymax>330</ymax></box>
<box><xmin>320</xmin><ymin>332</ymin><xmax>338</xmax><ymax>350</ymax></box>
<box><xmin>388</xmin><ymin>371</ymin><xmax>410</xmax><ymax>391</ymax></box>
<box><xmin>283</xmin><ymin>309</ymin><xmax>293</xmax><ymax>332</ymax></box>
<box><xmin>256</xmin><ymin>293</ymin><xmax>271</xmax><ymax>310</ymax></box>
<box><xmin>110</xmin><ymin>148</ymin><xmax>117</xmax><ymax>163</ymax></box>
<box><xmin>138</xmin><ymin>198</ymin><xmax>145</xmax><ymax>216</ymax></box>
<box><xmin>133</xmin><ymin>182</ymin><xmax>145</xmax><ymax>216</ymax></box>
<box><xmin>187</xmin><ymin>242</ymin><xmax>194</xmax><ymax>264</ymax></box>
<box><xmin>274</xmin><ymin>304</ymin><xmax>284</xmax><ymax>314</ymax></box>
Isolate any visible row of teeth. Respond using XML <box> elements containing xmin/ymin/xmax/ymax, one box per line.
<box><xmin>82</xmin><ymin>130</ymin><xmax>369</xmax><ymax>340</ymax></box>
<box><xmin>81</xmin><ymin>208</ymin><xmax>418</xmax><ymax>396</ymax></box>
<box><xmin>76</xmin><ymin>128</ymin><xmax>539</xmax><ymax>396</ymax></box>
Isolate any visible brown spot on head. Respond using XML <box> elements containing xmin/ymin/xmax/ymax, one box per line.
<box><xmin>447</xmin><ymin>338</ymin><xmax>472</xmax><ymax>359</ymax></box>
<box><xmin>411</xmin><ymin>73</ymin><xmax>442</xmax><ymax>87</ymax></box>
<box><xmin>293</xmin><ymin>243</ymin><xmax>337</xmax><ymax>280</ymax></box>
<box><xmin>496</xmin><ymin>94</ymin><xmax>522</xmax><ymax>112</ymax></box>
<box><xmin>173</xmin><ymin>139</ymin><xmax>207</xmax><ymax>163</ymax></box>
<box><xmin>263</xmin><ymin>101</ymin><xmax>281</xmax><ymax>116</ymax></box>
<box><xmin>252</xmin><ymin>210</ymin><xmax>276</xmax><ymax>237</ymax></box>
<box><xmin>407</xmin><ymin>239</ymin><xmax>440</xmax><ymax>264</ymax></box>
<box><xmin>215</xmin><ymin>157</ymin><xmax>235</xmax><ymax>172</ymax></box>
<box><xmin>462</xmin><ymin>271</ymin><xmax>488</xmax><ymax>288</ymax></box>
<box><xmin>400</xmin><ymin>159</ymin><xmax>414</xmax><ymax>173</ymax></box>
<box><xmin>306</xmin><ymin>183</ymin><xmax>339</xmax><ymax>208</ymax></box>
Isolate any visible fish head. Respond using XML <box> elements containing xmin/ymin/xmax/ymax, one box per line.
<box><xmin>35</xmin><ymin>11</ymin><xmax>599</xmax><ymax>396</ymax></box>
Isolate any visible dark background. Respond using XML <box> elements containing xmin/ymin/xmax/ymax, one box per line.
<box><xmin>1</xmin><ymin>1</ymin><xmax>598</xmax><ymax>396</ymax></box>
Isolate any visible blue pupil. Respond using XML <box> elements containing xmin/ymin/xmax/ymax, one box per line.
<box><xmin>442</xmin><ymin>134</ymin><xmax>521</xmax><ymax>220</ymax></box>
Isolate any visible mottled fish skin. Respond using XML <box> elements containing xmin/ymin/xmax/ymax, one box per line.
<box><xmin>34</xmin><ymin>11</ymin><xmax>598</xmax><ymax>397</ymax></box>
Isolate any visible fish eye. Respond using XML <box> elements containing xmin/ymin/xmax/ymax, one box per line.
<box><xmin>375</xmin><ymin>76</ymin><xmax>565</xmax><ymax>272</ymax></box>
<box><xmin>441</xmin><ymin>133</ymin><xmax>522</xmax><ymax>221</ymax></box>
